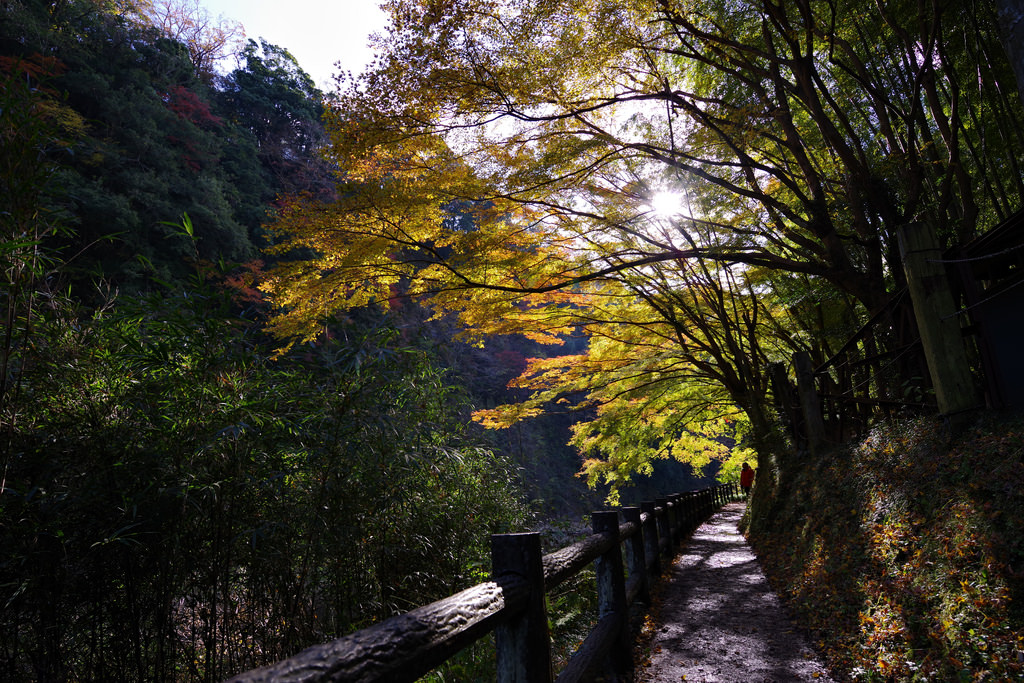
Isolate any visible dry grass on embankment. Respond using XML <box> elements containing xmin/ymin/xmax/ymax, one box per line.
<box><xmin>746</xmin><ymin>412</ymin><xmax>1024</xmax><ymax>681</ymax></box>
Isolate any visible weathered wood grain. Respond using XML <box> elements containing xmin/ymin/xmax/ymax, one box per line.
<box><xmin>226</xmin><ymin>578</ymin><xmax>528</xmax><ymax>683</ymax></box>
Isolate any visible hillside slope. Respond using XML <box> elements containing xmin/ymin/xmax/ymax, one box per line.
<box><xmin>747</xmin><ymin>412</ymin><xmax>1024</xmax><ymax>681</ymax></box>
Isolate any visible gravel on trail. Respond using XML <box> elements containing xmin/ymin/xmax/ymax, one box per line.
<box><xmin>636</xmin><ymin>502</ymin><xmax>836</xmax><ymax>683</ymax></box>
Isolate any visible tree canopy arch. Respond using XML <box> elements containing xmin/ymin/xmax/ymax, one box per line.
<box><xmin>262</xmin><ymin>0</ymin><xmax>1024</xmax><ymax>491</ymax></box>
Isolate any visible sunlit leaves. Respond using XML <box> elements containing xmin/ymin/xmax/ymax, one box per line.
<box><xmin>469</xmin><ymin>264</ymin><xmax>764</xmax><ymax>499</ymax></box>
<box><xmin>262</xmin><ymin>120</ymin><xmax>592</xmax><ymax>348</ymax></box>
<box><xmin>262</xmin><ymin>0</ymin><xmax>1023</xmax><ymax>497</ymax></box>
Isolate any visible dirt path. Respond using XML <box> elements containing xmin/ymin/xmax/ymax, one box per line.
<box><xmin>637</xmin><ymin>502</ymin><xmax>835</xmax><ymax>683</ymax></box>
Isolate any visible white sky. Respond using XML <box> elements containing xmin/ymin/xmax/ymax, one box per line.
<box><xmin>199</xmin><ymin>0</ymin><xmax>389</xmax><ymax>90</ymax></box>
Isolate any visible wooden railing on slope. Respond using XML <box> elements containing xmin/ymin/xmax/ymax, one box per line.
<box><xmin>227</xmin><ymin>483</ymin><xmax>741</xmax><ymax>683</ymax></box>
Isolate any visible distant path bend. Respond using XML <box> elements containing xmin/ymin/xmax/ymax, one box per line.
<box><xmin>637</xmin><ymin>502</ymin><xmax>835</xmax><ymax>683</ymax></box>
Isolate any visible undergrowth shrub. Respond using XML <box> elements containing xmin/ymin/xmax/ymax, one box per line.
<box><xmin>0</xmin><ymin>283</ymin><xmax>530</xmax><ymax>681</ymax></box>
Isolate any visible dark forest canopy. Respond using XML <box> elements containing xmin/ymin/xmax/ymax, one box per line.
<box><xmin>0</xmin><ymin>0</ymin><xmax>337</xmax><ymax>289</ymax></box>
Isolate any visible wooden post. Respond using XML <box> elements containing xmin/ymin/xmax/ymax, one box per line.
<box><xmin>899</xmin><ymin>222</ymin><xmax>981</xmax><ymax>417</ymax></box>
<box><xmin>669</xmin><ymin>496</ymin><xmax>680</xmax><ymax>545</ymax></box>
<box><xmin>592</xmin><ymin>511</ymin><xmax>631</xmax><ymax>677</ymax></box>
<box><xmin>769</xmin><ymin>361</ymin><xmax>800</xmax><ymax>448</ymax></box>
<box><xmin>640</xmin><ymin>501</ymin><xmax>661</xmax><ymax>577</ymax></box>
<box><xmin>655</xmin><ymin>498</ymin><xmax>671</xmax><ymax>559</ymax></box>
<box><xmin>794</xmin><ymin>351</ymin><xmax>827</xmax><ymax>454</ymax></box>
<box><xmin>492</xmin><ymin>533</ymin><xmax>552</xmax><ymax>683</ymax></box>
<box><xmin>668</xmin><ymin>494</ymin><xmax>682</xmax><ymax>544</ymax></box>
<box><xmin>622</xmin><ymin>507</ymin><xmax>650</xmax><ymax>604</ymax></box>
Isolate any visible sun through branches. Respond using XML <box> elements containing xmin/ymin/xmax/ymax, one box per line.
<box><xmin>262</xmin><ymin>0</ymin><xmax>1024</xmax><ymax>495</ymax></box>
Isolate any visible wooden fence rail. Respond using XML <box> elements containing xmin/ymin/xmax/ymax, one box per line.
<box><xmin>227</xmin><ymin>483</ymin><xmax>741</xmax><ymax>683</ymax></box>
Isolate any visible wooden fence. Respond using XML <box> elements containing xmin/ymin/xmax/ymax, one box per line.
<box><xmin>227</xmin><ymin>483</ymin><xmax>741</xmax><ymax>683</ymax></box>
<box><xmin>770</xmin><ymin>218</ymin><xmax>1024</xmax><ymax>453</ymax></box>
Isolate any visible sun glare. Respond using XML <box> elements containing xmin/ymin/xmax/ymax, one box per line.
<box><xmin>649</xmin><ymin>191</ymin><xmax>685</xmax><ymax>218</ymax></box>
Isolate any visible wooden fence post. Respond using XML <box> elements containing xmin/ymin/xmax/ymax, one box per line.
<box><xmin>768</xmin><ymin>361</ymin><xmax>800</xmax><ymax>448</ymax></box>
<box><xmin>640</xmin><ymin>501</ymin><xmax>661</xmax><ymax>577</ymax></box>
<box><xmin>794</xmin><ymin>351</ymin><xmax>827</xmax><ymax>454</ymax></box>
<box><xmin>491</xmin><ymin>533</ymin><xmax>552</xmax><ymax>683</ymax></box>
<box><xmin>655</xmin><ymin>498</ymin><xmax>671</xmax><ymax>560</ymax></box>
<box><xmin>898</xmin><ymin>221</ymin><xmax>981</xmax><ymax>418</ymax></box>
<box><xmin>670</xmin><ymin>495</ymin><xmax>681</xmax><ymax>544</ymax></box>
<box><xmin>668</xmin><ymin>494</ymin><xmax>681</xmax><ymax>544</ymax></box>
<box><xmin>592</xmin><ymin>511</ymin><xmax>632</xmax><ymax>677</ymax></box>
<box><xmin>622</xmin><ymin>507</ymin><xmax>650</xmax><ymax>604</ymax></box>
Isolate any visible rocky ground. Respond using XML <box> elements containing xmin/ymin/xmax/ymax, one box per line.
<box><xmin>636</xmin><ymin>502</ymin><xmax>836</xmax><ymax>683</ymax></box>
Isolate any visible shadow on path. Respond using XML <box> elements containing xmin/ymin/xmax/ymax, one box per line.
<box><xmin>637</xmin><ymin>502</ymin><xmax>835</xmax><ymax>683</ymax></box>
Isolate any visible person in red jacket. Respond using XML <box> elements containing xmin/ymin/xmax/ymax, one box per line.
<box><xmin>740</xmin><ymin>462</ymin><xmax>755</xmax><ymax>496</ymax></box>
